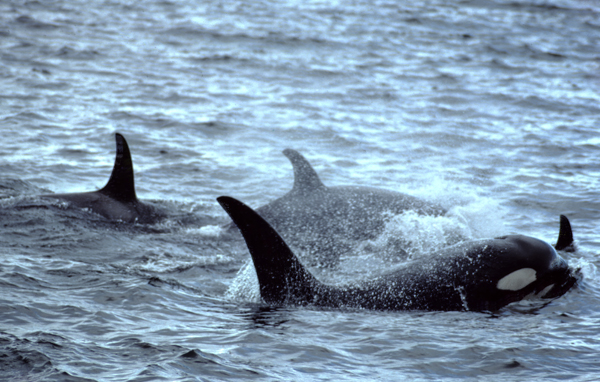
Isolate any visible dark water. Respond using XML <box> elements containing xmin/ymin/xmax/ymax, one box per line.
<box><xmin>1</xmin><ymin>0</ymin><xmax>600</xmax><ymax>380</ymax></box>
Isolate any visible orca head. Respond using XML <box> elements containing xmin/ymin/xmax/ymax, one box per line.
<box><xmin>491</xmin><ymin>229</ymin><xmax>578</xmax><ymax>303</ymax></box>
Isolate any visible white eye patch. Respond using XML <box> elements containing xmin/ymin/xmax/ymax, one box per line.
<box><xmin>497</xmin><ymin>268</ymin><xmax>537</xmax><ymax>291</ymax></box>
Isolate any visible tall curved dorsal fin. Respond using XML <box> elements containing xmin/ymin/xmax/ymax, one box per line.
<box><xmin>554</xmin><ymin>215</ymin><xmax>575</xmax><ymax>251</ymax></box>
<box><xmin>282</xmin><ymin>149</ymin><xmax>326</xmax><ymax>195</ymax></box>
<box><xmin>217</xmin><ymin>196</ymin><xmax>320</xmax><ymax>305</ymax></box>
<box><xmin>98</xmin><ymin>133</ymin><xmax>137</xmax><ymax>203</ymax></box>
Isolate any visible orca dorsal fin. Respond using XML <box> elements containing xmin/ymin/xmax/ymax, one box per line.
<box><xmin>554</xmin><ymin>215</ymin><xmax>575</xmax><ymax>251</ymax></box>
<box><xmin>98</xmin><ymin>133</ymin><xmax>137</xmax><ymax>203</ymax></box>
<box><xmin>282</xmin><ymin>149</ymin><xmax>327</xmax><ymax>195</ymax></box>
<box><xmin>217</xmin><ymin>196</ymin><xmax>320</xmax><ymax>305</ymax></box>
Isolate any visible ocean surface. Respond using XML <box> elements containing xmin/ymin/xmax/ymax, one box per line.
<box><xmin>1</xmin><ymin>0</ymin><xmax>600</xmax><ymax>380</ymax></box>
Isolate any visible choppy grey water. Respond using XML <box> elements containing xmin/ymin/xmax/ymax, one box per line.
<box><xmin>1</xmin><ymin>0</ymin><xmax>600</xmax><ymax>380</ymax></box>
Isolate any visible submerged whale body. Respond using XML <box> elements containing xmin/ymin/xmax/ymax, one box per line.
<box><xmin>40</xmin><ymin>133</ymin><xmax>163</xmax><ymax>224</ymax></box>
<box><xmin>219</xmin><ymin>196</ymin><xmax>580</xmax><ymax>312</ymax></box>
<box><xmin>229</xmin><ymin>149</ymin><xmax>447</xmax><ymax>266</ymax></box>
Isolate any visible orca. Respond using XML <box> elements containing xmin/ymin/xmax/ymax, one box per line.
<box><xmin>228</xmin><ymin>149</ymin><xmax>447</xmax><ymax>266</ymax></box>
<box><xmin>40</xmin><ymin>133</ymin><xmax>163</xmax><ymax>223</ymax></box>
<box><xmin>218</xmin><ymin>196</ymin><xmax>580</xmax><ymax>312</ymax></box>
<box><xmin>555</xmin><ymin>214</ymin><xmax>576</xmax><ymax>252</ymax></box>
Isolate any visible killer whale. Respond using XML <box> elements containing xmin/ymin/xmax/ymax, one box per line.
<box><xmin>228</xmin><ymin>149</ymin><xmax>447</xmax><ymax>266</ymax></box>
<box><xmin>40</xmin><ymin>133</ymin><xmax>163</xmax><ymax>223</ymax></box>
<box><xmin>555</xmin><ymin>214</ymin><xmax>575</xmax><ymax>252</ymax></box>
<box><xmin>219</xmin><ymin>196</ymin><xmax>580</xmax><ymax>312</ymax></box>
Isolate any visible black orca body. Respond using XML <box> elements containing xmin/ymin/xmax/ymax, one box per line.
<box><xmin>229</xmin><ymin>149</ymin><xmax>447</xmax><ymax>266</ymax></box>
<box><xmin>40</xmin><ymin>133</ymin><xmax>163</xmax><ymax>224</ymax></box>
<box><xmin>219</xmin><ymin>196</ymin><xmax>580</xmax><ymax>312</ymax></box>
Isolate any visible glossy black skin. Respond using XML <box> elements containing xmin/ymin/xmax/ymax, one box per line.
<box><xmin>40</xmin><ymin>133</ymin><xmax>163</xmax><ymax>224</ymax></box>
<box><xmin>219</xmin><ymin>196</ymin><xmax>580</xmax><ymax>312</ymax></box>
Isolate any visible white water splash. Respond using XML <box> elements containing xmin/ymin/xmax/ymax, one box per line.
<box><xmin>225</xmin><ymin>260</ymin><xmax>261</xmax><ymax>302</ymax></box>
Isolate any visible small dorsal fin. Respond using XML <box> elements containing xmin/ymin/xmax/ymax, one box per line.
<box><xmin>98</xmin><ymin>133</ymin><xmax>137</xmax><ymax>203</ymax></box>
<box><xmin>217</xmin><ymin>196</ymin><xmax>320</xmax><ymax>305</ymax></box>
<box><xmin>282</xmin><ymin>149</ymin><xmax>327</xmax><ymax>195</ymax></box>
<box><xmin>554</xmin><ymin>215</ymin><xmax>575</xmax><ymax>251</ymax></box>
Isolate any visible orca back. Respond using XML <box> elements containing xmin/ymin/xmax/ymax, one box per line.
<box><xmin>555</xmin><ymin>214</ymin><xmax>575</xmax><ymax>251</ymax></box>
<box><xmin>217</xmin><ymin>196</ymin><xmax>319</xmax><ymax>305</ymax></box>
<box><xmin>98</xmin><ymin>133</ymin><xmax>137</xmax><ymax>204</ymax></box>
